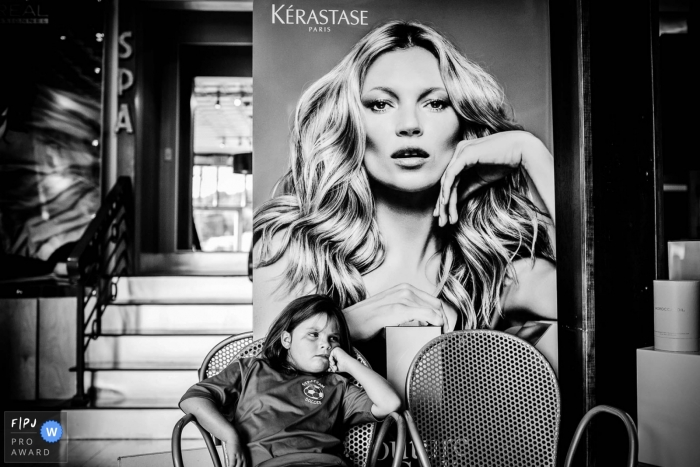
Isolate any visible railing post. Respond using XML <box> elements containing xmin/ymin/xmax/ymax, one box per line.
<box><xmin>72</xmin><ymin>285</ymin><xmax>88</xmax><ymax>406</ymax></box>
<box><xmin>68</xmin><ymin>177</ymin><xmax>133</xmax><ymax>407</ymax></box>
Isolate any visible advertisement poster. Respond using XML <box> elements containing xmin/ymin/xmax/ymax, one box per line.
<box><xmin>253</xmin><ymin>1</ymin><xmax>557</xmax><ymax>464</ymax></box>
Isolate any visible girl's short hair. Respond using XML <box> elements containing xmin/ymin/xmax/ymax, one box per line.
<box><xmin>261</xmin><ymin>294</ymin><xmax>353</xmax><ymax>372</ymax></box>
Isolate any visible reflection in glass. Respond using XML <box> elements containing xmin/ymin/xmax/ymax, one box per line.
<box><xmin>0</xmin><ymin>2</ymin><xmax>104</xmax><ymax>279</ymax></box>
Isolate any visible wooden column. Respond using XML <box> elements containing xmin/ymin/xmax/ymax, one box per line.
<box><xmin>588</xmin><ymin>0</ymin><xmax>660</xmax><ymax>465</ymax></box>
<box><xmin>550</xmin><ymin>1</ymin><xmax>660</xmax><ymax>465</ymax></box>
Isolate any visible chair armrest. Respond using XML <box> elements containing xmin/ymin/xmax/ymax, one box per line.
<box><xmin>368</xmin><ymin>412</ymin><xmax>406</xmax><ymax>467</ymax></box>
<box><xmin>563</xmin><ymin>404</ymin><xmax>638</xmax><ymax>467</ymax></box>
<box><xmin>172</xmin><ymin>413</ymin><xmax>223</xmax><ymax>467</ymax></box>
<box><xmin>403</xmin><ymin>410</ymin><xmax>431</xmax><ymax>467</ymax></box>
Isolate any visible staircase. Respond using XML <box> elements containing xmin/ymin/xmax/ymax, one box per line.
<box><xmin>65</xmin><ymin>275</ymin><xmax>252</xmax><ymax>439</ymax></box>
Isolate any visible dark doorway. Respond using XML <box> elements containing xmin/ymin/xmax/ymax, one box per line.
<box><xmin>136</xmin><ymin>6</ymin><xmax>252</xmax><ymax>274</ymax></box>
<box><xmin>178</xmin><ymin>46</ymin><xmax>252</xmax><ymax>252</ymax></box>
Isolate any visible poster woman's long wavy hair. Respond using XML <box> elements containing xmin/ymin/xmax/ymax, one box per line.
<box><xmin>254</xmin><ymin>20</ymin><xmax>555</xmax><ymax>329</ymax></box>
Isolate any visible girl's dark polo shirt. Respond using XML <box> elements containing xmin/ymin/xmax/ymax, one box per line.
<box><xmin>180</xmin><ymin>357</ymin><xmax>378</xmax><ymax>467</ymax></box>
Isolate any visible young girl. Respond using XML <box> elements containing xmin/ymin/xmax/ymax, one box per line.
<box><xmin>179</xmin><ymin>294</ymin><xmax>402</xmax><ymax>467</ymax></box>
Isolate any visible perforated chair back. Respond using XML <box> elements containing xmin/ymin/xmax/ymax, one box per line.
<box><xmin>406</xmin><ymin>330</ymin><xmax>560</xmax><ymax>467</ymax></box>
<box><xmin>227</xmin><ymin>338</ymin><xmax>377</xmax><ymax>467</ymax></box>
<box><xmin>199</xmin><ymin>332</ymin><xmax>254</xmax><ymax>381</ymax></box>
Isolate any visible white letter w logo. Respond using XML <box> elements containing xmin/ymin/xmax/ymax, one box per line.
<box><xmin>46</xmin><ymin>427</ymin><xmax>58</xmax><ymax>437</ymax></box>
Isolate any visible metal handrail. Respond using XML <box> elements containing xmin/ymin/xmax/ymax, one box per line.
<box><xmin>68</xmin><ymin>176</ymin><xmax>133</xmax><ymax>404</ymax></box>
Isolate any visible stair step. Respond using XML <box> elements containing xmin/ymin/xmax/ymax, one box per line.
<box><xmin>89</xmin><ymin>331</ymin><xmax>232</xmax><ymax>337</ymax></box>
<box><xmin>89</xmin><ymin>398</ymin><xmax>180</xmax><ymax>409</ymax></box>
<box><xmin>63</xmin><ymin>274</ymin><xmax>251</xmax><ymax>434</ymax></box>
<box><xmin>114</xmin><ymin>276</ymin><xmax>252</xmax><ymax>303</ymax></box>
<box><xmin>76</xmin><ymin>362</ymin><xmax>199</xmax><ymax>371</ymax></box>
<box><xmin>99</xmin><ymin>303</ymin><xmax>252</xmax><ymax>334</ymax></box>
<box><xmin>65</xmin><ymin>408</ymin><xmax>204</xmax><ymax>439</ymax></box>
<box><xmin>86</xmin><ymin>370</ymin><xmax>199</xmax><ymax>403</ymax></box>
<box><xmin>140</xmin><ymin>251</ymin><xmax>248</xmax><ymax>276</ymax></box>
<box><xmin>119</xmin><ymin>445</ymin><xmax>224</xmax><ymax>467</ymax></box>
<box><xmin>113</xmin><ymin>298</ymin><xmax>248</xmax><ymax>305</ymax></box>
<box><xmin>85</xmin><ymin>335</ymin><xmax>229</xmax><ymax>366</ymax></box>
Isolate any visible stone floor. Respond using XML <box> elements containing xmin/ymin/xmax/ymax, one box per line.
<box><xmin>19</xmin><ymin>439</ymin><xmax>207</xmax><ymax>467</ymax></box>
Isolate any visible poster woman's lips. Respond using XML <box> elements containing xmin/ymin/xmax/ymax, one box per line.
<box><xmin>391</xmin><ymin>148</ymin><xmax>430</xmax><ymax>168</ymax></box>
<box><xmin>391</xmin><ymin>148</ymin><xmax>430</xmax><ymax>159</ymax></box>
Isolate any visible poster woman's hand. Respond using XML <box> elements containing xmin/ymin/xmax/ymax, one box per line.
<box><xmin>343</xmin><ymin>283</ymin><xmax>448</xmax><ymax>341</ymax></box>
<box><xmin>434</xmin><ymin>130</ymin><xmax>555</xmax><ymax>227</ymax></box>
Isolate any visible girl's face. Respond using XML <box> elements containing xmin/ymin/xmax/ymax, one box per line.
<box><xmin>361</xmin><ymin>47</ymin><xmax>462</xmax><ymax>193</ymax></box>
<box><xmin>282</xmin><ymin>313</ymin><xmax>341</xmax><ymax>373</ymax></box>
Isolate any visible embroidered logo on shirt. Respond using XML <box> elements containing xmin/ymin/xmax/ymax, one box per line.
<box><xmin>302</xmin><ymin>380</ymin><xmax>325</xmax><ymax>405</ymax></box>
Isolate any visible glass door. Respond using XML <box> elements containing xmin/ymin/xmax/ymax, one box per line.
<box><xmin>191</xmin><ymin>77</ymin><xmax>253</xmax><ymax>253</ymax></box>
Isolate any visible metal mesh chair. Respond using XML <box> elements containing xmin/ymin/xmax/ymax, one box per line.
<box><xmin>198</xmin><ymin>332</ymin><xmax>254</xmax><ymax>381</ymax></box>
<box><xmin>404</xmin><ymin>330</ymin><xmax>638</xmax><ymax>467</ymax></box>
<box><xmin>405</xmin><ymin>330</ymin><xmax>561</xmax><ymax>467</ymax></box>
<box><xmin>173</xmin><ymin>334</ymin><xmax>405</xmax><ymax>467</ymax></box>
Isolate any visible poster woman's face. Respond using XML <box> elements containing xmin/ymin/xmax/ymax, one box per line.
<box><xmin>361</xmin><ymin>47</ymin><xmax>461</xmax><ymax>193</ymax></box>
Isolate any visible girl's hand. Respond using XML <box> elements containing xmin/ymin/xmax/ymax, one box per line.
<box><xmin>343</xmin><ymin>283</ymin><xmax>448</xmax><ymax>341</ymax></box>
<box><xmin>222</xmin><ymin>434</ymin><xmax>248</xmax><ymax>467</ymax></box>
<box><xmin>328</xmin><ymin>347</ymin><xmax>352</xmax><ymax>373</ymax></box>
<box><xmin>180</xmin><ymin>398</ymin><xmax>248</xmax><ymax>466</ymax></box>
<box><xmin>434</xmin><ymin>130</ymin><xmax>549</xmax><ymax>226</ymax></box>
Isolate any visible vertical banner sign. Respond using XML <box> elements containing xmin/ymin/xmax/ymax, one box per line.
<box><xmin>115</xmin><ymin>31</ymin><xmax>134</xmax><ymax>134</ymax></box>
<box><xmin>114</xmin><ymin>0</ymin><xmax>137</xmax><ymax>181</ymax></box>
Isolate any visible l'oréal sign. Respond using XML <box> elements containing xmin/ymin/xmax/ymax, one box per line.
<box><xmin>0</xmin><ymin>2</ymin><xmax>49</xmax><ymax>24</ymax></box>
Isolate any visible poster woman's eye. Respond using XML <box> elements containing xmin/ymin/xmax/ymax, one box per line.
<box><xmin>366</xmin><ymin>100</ymin><xmax>392</xmax><ymax>113</ymax></box>
<box><xmin>426</xmin><ymin>99</ymin><xmax>449</xmax><ymax>111</ymax></box>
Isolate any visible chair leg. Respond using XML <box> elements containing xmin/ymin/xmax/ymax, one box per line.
<box><xmin>368</xmin><ymin>412</ymin><xmax>406</xmax><ymax>467</ymax></box>
<box><xmin>403</xmin><ymin>410</ymin><xmax>431</xmax><ymax>467</ymax></box>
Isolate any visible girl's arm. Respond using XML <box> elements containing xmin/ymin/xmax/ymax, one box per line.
<box><xmin>329</xmin><ymin>348</ymin><xmax>402</xmax><ymax>419</ymax></box>
<box><xmin>180</xmin><ymin>398</ymin><xmax>247</xmax><ymax>467</ymax></box>
<box><xmin>179</xmin><ymin>362</ymin><xmax>247</xmax><ymax>467</ymax></box>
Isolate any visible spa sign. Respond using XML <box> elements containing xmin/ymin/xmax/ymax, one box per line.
<box><xmin>115</xmin><ymin>31</ymin><xmax>134</xmax><ymax>134</ymax></box>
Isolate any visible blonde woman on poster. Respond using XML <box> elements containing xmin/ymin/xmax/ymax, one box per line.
<box><xmin>253</xmin><ymin>21</ymin><xmax>556</xmax><ymax>366</ymax></box>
